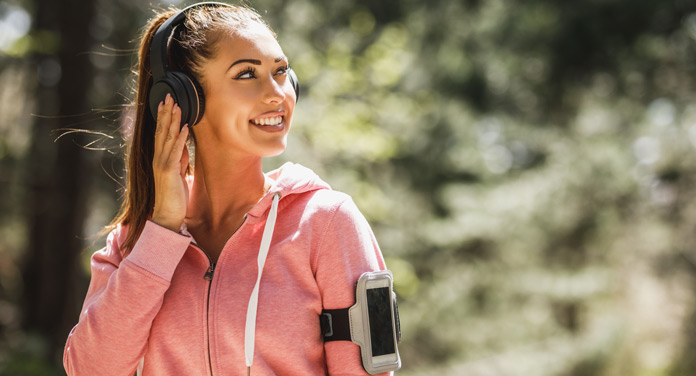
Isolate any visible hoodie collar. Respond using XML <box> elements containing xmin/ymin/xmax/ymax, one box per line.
<box><xmin>246</xmin><ymin>162</ymin><xmax>331</xmax><ymax>220</ymax></box>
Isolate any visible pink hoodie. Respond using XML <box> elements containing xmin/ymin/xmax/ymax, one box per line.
<box><xmin>64</xmin><ymin>162</ymin><xmax>390</xmax><ymax>375</ymax></box>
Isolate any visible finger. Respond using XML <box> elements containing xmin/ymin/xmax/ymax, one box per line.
<box><xmin>154</xmin><ymin>93</ymin><xmax>173</xmax><ymax>158</ymax></box>
<box><xmin>178</xmin><ymin>128</ymin><xmax>190</xmax><ymax>177</ymax></box>
<box><xmin>168</xmin><ymin>103</ymin><xmax>182</xmax><ymax>143</ymax></box>
<box><xmin>167</xmin><ymin>123</ymin><xmax>189</xmax><ymax>168</ymax></box>
<box><xmin>161</xmin><ymin>103</ymin><xmax>182</xmax><ymax>161</ymax></box>
<box><xmin>154</xmin><ymin>100</ymin><xmax>164</xmax><ymax>134</ymax></box>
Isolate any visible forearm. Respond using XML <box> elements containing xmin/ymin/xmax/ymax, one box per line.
<box><xmin>64</xmin><ymin>221</ymin><xmax>191</xmax><ymax>375</ymax></box>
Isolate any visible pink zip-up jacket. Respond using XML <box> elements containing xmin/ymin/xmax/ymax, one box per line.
<box><xmin>64</xmin><ymin>162</ymin><xmax>390</xmax><ymax>375</ymax></box>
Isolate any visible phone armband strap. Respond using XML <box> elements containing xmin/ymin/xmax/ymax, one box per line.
<box><xmin>320</xmin><ymin>307</ymin><xmax>351</xmax><ymax>342</ymax></box>
<box><xmin>319</xmin><ymin>270</ymin><xmax>402</xmax><ymax>375</ymax></box>
<box><xmin>320</xmin><ymin>299</ymin><xmax>401</xmax><ymax>343</ymax></box>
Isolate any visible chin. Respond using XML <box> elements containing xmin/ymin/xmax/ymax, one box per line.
<box><xmin>263</xmin><ymin>149</ymin><xmax>286</xmax><ymax>158</ymax></box>
<box><xmin>260</xmin><ymin>142</ymin><xmax>288</xmax><ymax>157</ymax></box>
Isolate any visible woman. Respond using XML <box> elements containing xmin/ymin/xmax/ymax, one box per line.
<box><xmin>63</xmin><ymin>2</ymin><xmax>390</xmax><ymax>375</ymax></box>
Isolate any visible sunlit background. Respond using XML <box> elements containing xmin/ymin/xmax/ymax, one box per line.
<box><xmin>2</xmin><ymin>0</ymin><xmax>696</xmax><ymax>375</ymax></box>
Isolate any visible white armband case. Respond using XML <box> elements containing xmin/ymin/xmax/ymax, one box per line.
<box><xmin>320</xmin><ymin>270</ymin><xmax>402</xmax><ymax>374</ymax></box>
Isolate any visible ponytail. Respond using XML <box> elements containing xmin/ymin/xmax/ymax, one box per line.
<box><xmin>104</xmin><ymin>10</ymin><xmax>177</xmax><ymax>254</ymax></box>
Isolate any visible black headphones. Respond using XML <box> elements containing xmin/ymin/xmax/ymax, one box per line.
<box><xmin>148</xmin><ymin>1</ymin><xmax>300</xmax><ymax>128</ymax></box>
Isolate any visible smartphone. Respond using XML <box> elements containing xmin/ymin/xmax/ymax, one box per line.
<box><xmin>356</xmin><ymin>271</ymin><xmax>400</xmax><ymax>374</ymax></box>
<box><xmin>366</xmin><ymin>279</ymin><xmax>398</xmax><ymax>364</ymax></box>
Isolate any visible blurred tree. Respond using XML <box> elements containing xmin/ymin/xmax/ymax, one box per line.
<box><xmin>20</xmin><ymin>0</ymin><xmax>96</xmax><ymax>368</ymax></box>
<box><xmin>4</xmin><ymin>0</ymin><xmax>696</xmax><ymax>374</ymax></box>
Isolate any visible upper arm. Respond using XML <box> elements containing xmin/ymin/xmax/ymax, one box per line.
<box><xmin>312</xmin><ymin>194</ymin><xmax>389</xmax><ymax>376</ymax></box>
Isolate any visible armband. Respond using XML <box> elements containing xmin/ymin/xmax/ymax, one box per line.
<box><xmin>320</xmin><ymin>270</ymin><xmax>402</xmax><ymax>374</ymax></box>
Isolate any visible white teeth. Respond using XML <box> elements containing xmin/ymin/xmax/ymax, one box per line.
<box><xmin>253</xmin><ymin>116</ymin><xmax>282</xmax><ymax>126</ymax></box>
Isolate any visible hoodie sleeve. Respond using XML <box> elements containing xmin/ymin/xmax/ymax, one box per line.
<box><xmin>63</xmin><ymin>221</ymin><xmax>192</xmax><ymax>376</ymax></box>
<box><xmin>313</xmin><ymin>195</ymin><xmax>392</xmax><ymax>376</ymax></box>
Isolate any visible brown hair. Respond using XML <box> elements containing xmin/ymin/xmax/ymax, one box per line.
<box><xmin>106</xmin><ymin>4</ymin><xmax>274</xmax><ymax>254</ymax></box>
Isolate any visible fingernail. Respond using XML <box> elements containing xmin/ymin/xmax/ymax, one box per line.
<box><xmin>172</xmin><ymin>104</ymin><xmax>178</xmax><ymax>114</ymax></box>
<box><xmin>158</xmin><ymin>101</ymin><xmax>163</xmax><ymax>111</ymax></box>
<box><xmin>165</xmin><ymin>93</ymin><xmax>171</xmax><ymax>104</ymax></box>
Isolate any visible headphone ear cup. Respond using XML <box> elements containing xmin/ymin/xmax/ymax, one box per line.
<box><xmin>191</xmin><ymin>77</ymin><xmax>205</xmax><ymax>124</ymax></box>
<box><xmin>150</xmin><ymin>72</ymin><xmax>190</xmax><ymax>127</ymax></box>
<box><xmin>170</xmin><ymin>71</ymin><xmax>204</xmax><ymax>127</ymax></box>
<box><xmin>288</xmin><ymin>68</ymin><xmax>300</xmax><ymax>101</ymax></box>
<box><xmin>149</xmin><ymin>72</ymin><xmax>190</xmax><ymax>129</ymax></box>
<box><xmin>149</xmin><ymin>79</ymin><xmax>174</xmax><ymax>122</ymax></box>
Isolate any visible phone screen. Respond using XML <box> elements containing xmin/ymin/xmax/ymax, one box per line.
<box><xmin>366</xmin><ymin>287</ymin><xmax>396</xmax><ymax>356</ymax></box>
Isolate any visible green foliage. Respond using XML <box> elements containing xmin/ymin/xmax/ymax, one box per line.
<box><xmin>3</xmin><ymin>0</ymin><xmax>696</xmax><ymax>374</ymax></box>
<box><xmin>261</xmin><ymin>0</ymin><xmax>696</xmax><ymax>374</ymax></box>
<box><xmin>0</xmin><ymin>333</ymin><xmax>64</xmax><ymax>376</ymax></box>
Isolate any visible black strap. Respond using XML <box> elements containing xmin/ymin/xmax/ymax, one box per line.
<box><xmin>320</xmin><ymin>308</ymin><xmax>351</xmax><ymax>342</ymax></box>
<box><xmin>321</xmin><ymin>295</ymin><xmax>402</xmax><ymax>343</ymax></box>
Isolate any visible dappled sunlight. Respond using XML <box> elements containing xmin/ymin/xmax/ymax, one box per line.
<box><xmin>3</xmin><ymin>0</ymin><xmax>696</xmax><ymax>374</ymax></box>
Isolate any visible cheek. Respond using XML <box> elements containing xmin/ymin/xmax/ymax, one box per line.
<box><xmin>206</xmin><ymin>88</ymin><xmax>251</xmax><ymax>123</ymax></box>
<box><xmin>286</xmin><ymin>80</ymin><xmax>298</xmax><ymax>103</ymax></box>
<box><xmin>284</xmin><ymin>87</ymin><xmax>297</xmax><ymax>116</ymax></box>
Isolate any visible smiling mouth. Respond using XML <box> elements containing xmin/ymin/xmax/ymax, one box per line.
<box><xmin>251</xmin><ymin>116</ymin><xmax>283</xmax><ymax>126</ymax></box>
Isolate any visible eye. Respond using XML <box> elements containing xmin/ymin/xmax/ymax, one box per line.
<box><xmin>235</xmin><ymin>67</ymin><xmax>256</xmax><ymax>80</ymax></box>
<box><xmin>275</xmin><ymin>65</ymin><xmax>289</xmax><ymax>75</ymax></box>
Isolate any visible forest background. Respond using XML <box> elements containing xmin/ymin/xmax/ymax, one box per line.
<box><xmin>2</xmin><ymin>0</ymin><xmax>696</xmax><ymax>375</ymax></box>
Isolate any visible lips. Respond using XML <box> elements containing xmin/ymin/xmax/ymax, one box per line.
<box><xmin>251</xmin><ymin>116</ymin><xmax>283</xmax><ymax>126</ymax></box>
<box><xmin>250</xmin><ymin>110</ymin><xmax>285</xmax><ymax>123</ymax></box>
<box><xmin>249</xmin><ymin>111</ymin><xmax>286</xmax><ymax>132</ymax></box>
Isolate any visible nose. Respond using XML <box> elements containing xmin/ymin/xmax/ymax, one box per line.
<box><xmin>263</xmin><ymin>75</ymin><xmax>286</xmax><ymax>104</ymax></box>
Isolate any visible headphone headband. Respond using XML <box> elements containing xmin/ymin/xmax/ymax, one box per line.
<box><xmin>150</xmin><ymin>2</ymin><xmax>232</xmax><ymax>82</ymax></box>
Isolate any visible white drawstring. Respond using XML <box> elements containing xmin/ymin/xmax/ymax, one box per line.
<box><xmin>244</xmin><ymin>192</ymin><xmax>280</xmax><ymax>375</ymax></box>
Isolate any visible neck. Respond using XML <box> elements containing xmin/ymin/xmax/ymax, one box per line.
<box><xmin>187</xmin><ymin>148</ymin><xmax>269</xmax><ymax>228</ymax></box>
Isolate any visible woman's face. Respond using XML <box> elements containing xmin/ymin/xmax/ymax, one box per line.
<box><xmin>195</xmin><ymin>23</ymin><xmax>296</xmax><ymax>159</ymax></box>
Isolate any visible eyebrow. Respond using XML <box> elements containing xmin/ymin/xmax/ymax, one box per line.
<box><xmin>227</xmin><ymin>56</ymin><xmax>287</xmax><ymax>71</ymax></box>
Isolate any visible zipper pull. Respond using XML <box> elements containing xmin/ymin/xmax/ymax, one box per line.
<box><xmin>204</xmin><ymin>263</ymin><xmax>216</xmax><ymax>281</ymax></box>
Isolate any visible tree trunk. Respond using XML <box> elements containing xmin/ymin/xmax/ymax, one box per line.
<box><xmin>22</xmin><ymin>0</ymin><xmax>97</xmax><ymax>366</ymax></box>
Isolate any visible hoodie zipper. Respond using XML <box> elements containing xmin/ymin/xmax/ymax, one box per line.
<box><xmin>204</xmin><ymin>260</ymin><xmax>215</xmax><ymax>376</ymax></box>
<box><xmin>192</xmin><ymin>214</ymin><xmax>248</xmax><ymax>376</ymax></box>
<box><xmin>191</xmin><ymin>244</ymin><xmax>216</xmax><ymax>376</ymax></box>
<box><xmin>204</xmin><ymin>263</ymin><xmax>216</xmax><ymax>280</ymax></box>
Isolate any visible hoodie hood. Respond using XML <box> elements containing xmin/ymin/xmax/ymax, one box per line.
<box><xmin>247</xmin><ymin>162</ymin><xmax>331</xmax><ymax>220</ymax></box>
